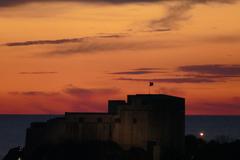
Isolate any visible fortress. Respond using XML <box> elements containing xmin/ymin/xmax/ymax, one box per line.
<box><xmin>24</xmin><ymin>94</ymin><xmax>185</xmax><ymax>160</ymax></box>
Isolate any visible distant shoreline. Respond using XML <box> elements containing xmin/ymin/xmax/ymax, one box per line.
<box><xmin>0</xmin><ymin>114</ymin><xmax>240</xmax><ymax>117</ymax></box>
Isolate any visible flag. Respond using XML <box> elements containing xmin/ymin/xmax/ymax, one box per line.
<box><xmin>149</xmin><ymin>82</ymin><xmax>154</xmax><ymax>86</ymax></box>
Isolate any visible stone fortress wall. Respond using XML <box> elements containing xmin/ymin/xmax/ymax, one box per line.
<box><xmin>25</xmin><ymin>94</ymin><xmax>185</xmax><ymax>160</ymax></box>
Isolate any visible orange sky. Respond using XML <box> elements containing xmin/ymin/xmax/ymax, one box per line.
<box><xmin>0</xmin><ymin>0</ymin><xmax>240</xmax><ymax>115</ymax></box>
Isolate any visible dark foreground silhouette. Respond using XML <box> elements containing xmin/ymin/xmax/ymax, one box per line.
<box><xmin>185</xmin><ymin>135</ymin><xmax>240</xmax><ymax>160</ymax></box>
<box><xmin>3</xmin><ymin>141</ymin><xmax>149</xmax><ymax>160</ymax></box>
<box><xmin>3</xmin><ymin>136</ymin><xmax>240</xmax><ymax>160</ymax></box>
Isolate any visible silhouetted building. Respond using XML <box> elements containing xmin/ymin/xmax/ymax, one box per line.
<box><xmin>25</xmin><ymin>94</ymin><xmax>185</xmax><ymax>160</ymax></box>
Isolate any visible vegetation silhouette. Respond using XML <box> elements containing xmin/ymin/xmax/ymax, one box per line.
<box><xmin>3</xmin><ymin>136</ymin><xmax>240</xmax><ymax>160</ymax></box>
<box><xmin>2</xmin><ymin>147</ymin><xmax>22</xmax><ymax>160</ymax></box>
<box><xmin>185</xmin><ymin>135</ymin><xmax>240</xmax><ymax>160</ymax></box>
<box><xmin>3</xmin><ymin>141</ymin><xmax>149</xmax><ymax>160</ymax></box>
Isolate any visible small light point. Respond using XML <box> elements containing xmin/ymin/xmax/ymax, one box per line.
<box><xmin>199</xmin><ymin>132</ymin><xmax>205</xmax><ymax>138</ymax></box>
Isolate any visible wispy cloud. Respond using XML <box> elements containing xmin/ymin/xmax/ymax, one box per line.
<box><xmin>19</xmin><ymin>71</ymin><xmax>58</xmax><ymax>74</ymax></box>
<box><xmin>9</xmin><ymin>87</ymin><xmax>120</xmax><ymax>97</ymax></box>
<box><xmin>111</xmin><ymin>71</ymin><xmax>155</xmax><ymax>75</ymax></box>
<box><xmin>43</xmin><ymin>38</ymin><xmax>176</xmax><ymax>56</ymax></box>
<box><xmin>144</xmin><ymin>28</ymin><xmax>172</xmax><ymax>32</ymax></box>
<box><xmin>150</xmin><ymin>0</ymin><xmax>238</xmax><ymax>30</ymax></box>
<box><xmin>114</xmin><ymin>64</ymin><xmax>240</xmax><ymax>84</ymax></box>
<box><xmin>0</xmin><ymin>0</ymin><xmax>237</xmax><ymax>7</ymax></box>
<box><xmin>5</xmin><ymin>38</ymin><xmax>85</xmax><ymax>47</ymax></box>
<box><xmin>178</xmin><ymin>64</ymin><xmax>240</xmax><ymax>77</ymax></box>
<box><xmin>116</xmin><ymin>77</ymin><xmax>218</xmax><ymax>83</ymax></box>
<box><xmin>109</xmin><ymin>67</ymin><xmax>165</xmax><ymax>75</ymax></box>
<box><xmin>0</xmin><ymin>0</ymin><xmax>162</xmax><ymax>7</ymax></box>
<box><xmin>64</xmin><ymin>86</ymin><xmax>120</xmax><ymax>97</ymax></box>
<box><xmin>134</xmin><ymin>67</ymin><xmax>164</xmax><ymax>71</ymax></box>
<box><xmin>9</xmin><ymin>91</ymin><xmax>60</xmax><ymax>96</ymax></box>
<box><xmin>151</xmin><ymin>1</ymin><xmax>192</xmax><ymax>29</ymax></box>
<box><xmin>4</xmin><ymin>34</ymin><xmax>125</xmax><ymax>47</ymax></box>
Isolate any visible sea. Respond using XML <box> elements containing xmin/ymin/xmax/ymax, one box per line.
<box><xmin>0</xmin><ymin>115</ymin><xmax>240</xmax><ymax>159</ymax></box>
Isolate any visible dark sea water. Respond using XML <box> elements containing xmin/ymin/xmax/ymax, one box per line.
<box><xmin>0</xmin><ymin>115</ymin><xmax>240</xmax><ymax>159</ymax></box>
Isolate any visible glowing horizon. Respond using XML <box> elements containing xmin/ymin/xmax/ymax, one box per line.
<box><xmin>0</xmin><ymin>0</ymin><xmax>240</xmax><ymax>115</ymax></box>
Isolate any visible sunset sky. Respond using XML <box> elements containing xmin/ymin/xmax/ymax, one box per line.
<box><xmin>0</xmin><ymin>0</ymin><xmax>240</xmax><ymax>115</ymax></box>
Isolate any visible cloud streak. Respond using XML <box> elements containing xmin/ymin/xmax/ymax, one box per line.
<box><xmin>0</xmin><ymin>0</ymin><xmax>238</xmax><ymax>35</ymax></box>
<box><xmin>116</xmin><ymin>77</ymin><xmax>218</xmax><ymax>83</ymax></box>
<box><xmin>0</xmin><ymin>0</ymin><xmax>237</xmax><ymax>6</ymax></box>
<box><xmin>110</xmin><ymin>67</ymin><xmax>164</xmax><ymax>75</ymax></box>
<box><xmin>43</xmin><ymin>38</ymin><xmax>175</xmax><ymax>56</ymax></box>
<box><xmin>5</xmin><ymin>38</ymin><xmax>85</xmax><ymax>46</ymax></box>
<box><xmin>9</xmin><ymin>91</ymin><xmax>60</xmax><ymax>96</ymax></box>
<box><xmin>0</xmin><ymin>0</ymin><xmax>164</xmax><ymax>7</ymax></box>
<box><xmin>111</xmin><ymin>71</ymin><xmax>155</xmax><ymax>75</ymax></box>
<box><xmin>64</xmin><ymin>87</ymin><xmax>120</xmax><ymax>97</ymax></box>
<box><xmin>114</xmin><ymin>64</ymin><xmax>240</xmax><ymax>84</ymax></box>
<box><xmin>4</xmin><ymin>34</ymin><xmax>125</xmax><ymax>47</ymax></box>
<box><xmin>19</xmin><ymin>71</ymin><xmax>58</xmax><ymax>74</ymax></box>
<box><xmin>178</xmin><ymin>64</ymin><xmax>240</xmax><ymax>77</ymax></box>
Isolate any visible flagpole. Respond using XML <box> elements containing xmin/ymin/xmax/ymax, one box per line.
<box><xmin>149</xmin><ymin>85</ymin><xmax>150</xmax><ymax>94</ymax></box>
<box><xmin>149</xmin><ymin>82</ymin><xmax>154</xmax><ymax>94</ymax></box>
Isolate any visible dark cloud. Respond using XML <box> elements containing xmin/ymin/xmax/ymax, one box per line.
<box><xmin>182</xmin><ymin>74</ymin><xmax>240</xmax><ymax>79</ymax></box>
<box><xmin>151</xmin><ymin>1</ymin><xmax>191</xmax><ymax>29</ymax></box>
<box><xmin>0</xmin><ymin>0</ymin><xmax>160</xmax><ymax>7</ymax></box>
<box><xmin>113</xmin><ymin>64</ymin><xmax>240</xmax><ymax>84</ymax></box>
<box><xmin>19</xmin><ymin>71</ymin><xmax>58</xmax><ymax>74</ymax></box>
<box><xmin>144</xmin><ymin>28</ymin><xmax>172</xmax><ymax>32</ymax></box>
<box><xmin>5</xmin><ymin>38</ymin><xmax>85</xmax><ymax>46</ymax></box>
<box><xmin>189</xmin><ymin>0</ymin><xmax>237</xmax><ymax>3</ymax></box>
<box><xmin>116</xmin><ymin>77</ymin><xmax>218</xmax><ymax>83</ymax></box>
<box><xmin>44</xmin><ymin>39</ymin><xmax>175</xmax><ymax>56</ymax></box>
<box><xmin>110</xmin><ymin>67</ymin><xmax>164</xmax><ymax>75</ymax></box>
<box><xmin>1</xmin><ymin>0</ymin><xmax>238</xmax><ymax>6</ymax></box>
<box><xmin>9</xmin><ymin>91</ymin><xmax>60</xmax><ymax>96</ymax></box>
<box><xmin>178</xmin><ymin>64</ymin><xmax>240</xmax><ymax>77</ymax></box>
<box><xmin>48</xmin><ymin>42</ymin><xmax>129</xmax><ymax>55</ymax></box>
<box><xmin>0</xmin><ymin>0</ymin><xmax>237</xmax><ymax>7</ymax></box>
<box><xmin>97</xmin><ymin>34</ymin><xmax>126</xmax><ymax>38</ymax></box>
<box><xmin>150</xmin><ymin>0</ymin><xmax>238</xmax><ymax>30</ymax></box>
<box><xmin>134</xmin><ymin>67</ymin><xmax>164</xmax><ymax>71</ymax></box>
<box><xmin>110</xmin><ymin>71</ymin><xmax>155</xmax><ymax>75</ymax></box>
<box><xmin>0</xmin><ymin>0</ymin><xmax>238</xmax><ymax>35</ymax></box>
<box><xmin>4</xmin><ymin>34</ymin><xmax>125</xmax><ymax>47</ymax></box>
